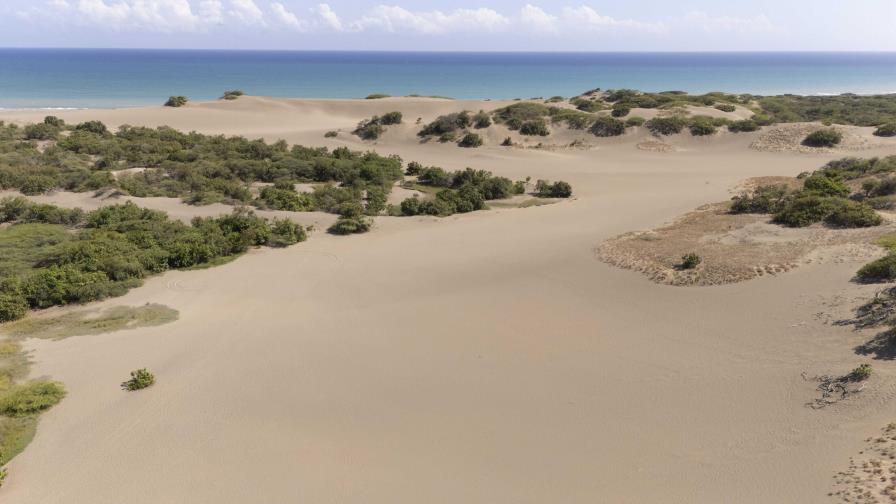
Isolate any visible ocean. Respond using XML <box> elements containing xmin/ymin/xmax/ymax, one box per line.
<box><xmin>1</xmin><ymin>49</ymin><xmax>896</xmax><ymax>109</ymax></box>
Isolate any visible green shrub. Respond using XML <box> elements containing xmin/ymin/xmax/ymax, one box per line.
<box><xmin>493</xmin><ymin>102</ymin><xmax>551</xmax><ymax>125</ymax></box>
<box><xmin>728</xmin><ymin>119</ymin><xmax>759</xmax><ymax>133</ymax></box>
<box><xmin>730</xmin><ymin>185</ymin><xmax>791</xmax><ymax>214</ymax></box>
<box><xmin>354</xmin><ymin>118</ymin><xmax>384</xmax><ymax>140</ymax></box>
<box><xmin>535</xmin><ymin>180</ymin><xmax>572</xmax><ymax>198</ymax></box>
<box><xmin>803</xmin><ymin>129</ymin><xmax>842</xmax><ymax>147</ymax></box>
<box><xmin>773</xmin><ymin>195</ymin><xmax>840</xmax><ymax>227</ymax></box>
<box><xmin>857</xmin><ymin>254</ymin><xmax>896</xmax><ymax>282</ymax></box>
<box><xmin>589</xmin><ymin>116</ymin><xmax>626</xmax><ymax>137</ymax></box>
<box><xmin>625</xmin><ymin>116</ymin><xmax>646</xmax><ymax>127</ymax></box>
<box><xmin>473</xmin><ymin>110</ymin><xmax>492</xmax><ymax>129</ymax></box>
<box><xmin>0</xmin><ymin>295</ymin><xmax>28</xmax><ymax>323</ymax></box>
<box><xmin>848</xmin><ymin>364</ymin><xmax>873</xmax><ymax>381</ymax></box>
<box><xmin>824</xmin><ymin>200</ymin><xmax>882</xmax><ymax>228</ymax></box>
<box><xmin>714</xmin><ymin>103</ymin><xmax>736</xmax><ymax>113</ymax></box>
<box><xmin>121</xmin><ymin>369</ymin><xmax>155</xmax><ymax>391</ymax></box>
<box><xmin>688</xmin><ymin>116</ymin><xmax>717</xmax><ymax>136</ymax></box>
<box><xmin>458</xmin><ymin>133</ymin><xmax>483</xmax><ymax>148</ymax></box>
<box><xmin>419</xmin><ymin>112</ymin><xmax>471</xmax><ymax>137</ymax></box>
<box><xmin>874</xmin><ymin>123</ymin><xmax>896</xmax><ymax>137</ymax></box>
<box><xmin>405</xmin><ymin>161</ymin><xmax>423</xmax><ymax>175</ymax></box>
<box><xmin>164</xmin><ymin>96</ymin><xmax>188</xmax><ymax>108</ymax></box>
<box><xmin>257</xmin><ymin>185</ymin><xmax>314</xmax><ymax>211</ymax></box>
<box><xmin>365</xmin><ymin>93</ymin><xmax>390</xmax><ymax>99</ymax></box>
<box><xmin>380</xmin><ymin>111</ymin><xmax>402</xmax><ymax>125</ymax></box>
<box><xmin>646</xmin><ymin>116</ymin><xmax>688</xmax><ymax>135</ymax></box>
<box><xmin>519</xmin><ymin>119</ymin><xmax>549</xmax><ymax>136</ymax></box>
<box><xmin>803</xmin><ymin>175</ymin><xmax>850</xmax><ymax>197</ymax></box>
<box><xmin>42</xmin><ymin>116</ymin><xmax>65</xmax><ymax>128</ymax></box>
<box><xmin>324</xmin><ymin>131</ymin><xmax>338</xmax><ymax>138</ymax></box>
<box><xmin>23</xmin><ymin>123</ymin><xmax>59</xmax><ymax>140</ymax></box>
<box><xmin>611</xmin><ymin>104</ymin><xmax>631</xmax><ymax>118</ymax></box>
<box><xmin>74</xmin><ymin>121</ymin><xmax>108</xmax><ymax>135</ymax></box>
<box><xmin>501</xmin><ymin>137</ymin><xmax>513</xmax><ymax>146</ymax></box>
<box><xmin>328</xmin><ymin>216</ymin><xmax>372</xmax><ymax>235</ymax></box>
<box><xmin>221</xmin><ymin>90</ymin><xmax>245</xmax><ymax>100</ymax></box>
<box><xmin>0</xmin><ymin>381</ymin><xmax>66</xmax><ymax>416</ymax></box>
<box><xmin>680</xmin><ymin>253</ymin><xmax>702</xmax><ymax>270</ymax></box>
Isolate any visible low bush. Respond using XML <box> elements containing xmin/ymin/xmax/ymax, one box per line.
<box><xmin>803</xmin><ymin>129</ymin><xmax>842</xmax><ymax>147</ymax></box>
<box><xmin>728</xmin><ymin>119</ymin><xmax>760</xmax><ymax>133</ymax></box>
<box><xmin>645</xmin><ymin>116</ymin><xmax>688</xmax><ymax>135</ymax></box>
<box><xmin>535</xmin><ymin>180</ymin><xmax>572</xmax><ymax>198</ymax></box>
<box><xmin>874</xmin><ymin>123</ymin><xmax>896</xmax><ymax>137</ymax></box>
<box><xmin>625</xmin><ymin>117</ymin><xmax>646</xmax><ymax>127</ymax></box>
<box><xmin>823</xmin><ymin>199</ymin><xmax>882</xmax><ymax>228</ymax></box>
<box><xmin>857</xmin><ymin>254</ymin><xmax>896</xmax><ymax>282</ymax></box>
<box><xmin>473</xmin><ymin>110</ymin><xmax>492</xmax><ymax>129</ymax></box>
<box><xmin>164</xmin><ymin>96</ymin><xmax>188</xmax><ymax>107</ymax></box>
<box><xmin>0</xmin><ymin>381</ymin><xmax>66</xmax><ymax>416</ymax></box>
<box><xmin>328</xmin><ymin>216</ymin><xmax>372</xmax><ymax>235</ymax></box>
<box><xmin>458</xmin><ymin>133</ymin><xmax>483</xmax><ymax>148</ymax></box>
<box><xmin>803</xmin><ymin>175</ymin><xmax>850</xmax><ymax>197</ymax></box>
<box><xmin>354</xmin><ymin>118</ymin><xmax>384</xmax><ymax>140</ymax></box>
<box><xmin>74</xmin><ymin>120</ymin><xmax>108</xmax><ymax>135</ymax></box>
<box><xmin>714</xmin><ymin>103</ymin><xmax>736</xmax><ymax>113</ymax></box>
<box><xmin>324</xmin><ymin>131</ymin><xmax>338</xmax><ymax>138</ymax></box>
<box><xmin>848</xmin><ymin>364</ymin><xmax>873</xmax><ymax>381</ymax></box>
<box><xmin>730</xmin><ymin>185</ymin><xmax>791</xmax><ymax>214</ymax></box>
<box><xmin>121</xmin><ymin>369</ymin><xmax>155</xmax><ymax>391</ymax></box>
<box><xmin>419</xmin><ymin>112</ymin><xmax>471</xmax><ymax>137</ymax></box>
<box><xmin>221</xmin><ymin>90</ymin><xmax>245</xmax><ymax>100</ymax></box>
<box><xmin>380</xmin><ymin>111</ymin><xmax>402</xmax><ymax>125</ymax></box>
<box><xmin>365</xmin><ymin>93</ymin><xmax>390</xmax><ymax>99</ymax></box>
<box><xmin>42</xmin><ymin>116</ymin><xmax>65</xmax><ymax>128</ymax></box>
<box><xmin>611</xmin><ymin>104</ymin><xmax>631</xmax><ymax>117</ymax></box>
<box><xmin>688</xmin><ymin>116</ymin><xmax>717</xmax><ymax>136</ymax></box>
<box><xmin>589</xmin><ymin>116</ymin><xmax>626</xmax><ymax>137</ymax></box>
<box><xmin>519</xmin><ymin>119</ymin><xmax>549</xmax><ymax>136</ymax></box>
<box><xmin>680</xmin><ymin>253</ymin><xmax>702</xmax><ymax>270</ymax></box>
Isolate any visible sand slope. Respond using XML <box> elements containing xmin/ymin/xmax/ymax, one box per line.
<box><xmin>3</xmin><ymin>99</ymin><xmax>896</xmax><ymax>503</ymax></box>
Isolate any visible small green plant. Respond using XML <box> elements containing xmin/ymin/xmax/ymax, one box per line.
<box><xmin>519</xmin><ymin>119</ymin><xmax>550</xmax><ymax>136</ymax></box>
<box><xmin>328</xmin><ymin>216</ymin><xmax>372</xmax><ymax>235</ymax></box>
<box><xmin>122</xmin><ymin>369</ymin><xmax>155</xmax><ymax>391</ymax></box>
<box><xmin>589</xmin><ymin>116</ymin><xmax>626</xmax><ymax>137</ymax></box>
<box><xmin>458</xmin><ymin>133</ymin><xmax>483</xmax><ymax>148</ymax></box>
<box><xmin>380</xmin><ymin>111</ymin><xmax>402</xmax><ymax>125</ymax></box>
<box><xmin>324</xmin><ymin>130</ymin><xmax>338</xmax><ymax>138</ymax></box>
<box><xmin>803</xmin><ymin>129</ymin><xmax>842</xmax><ymax>148</ymax></box>
<box><xmin>714</xmin><ymin>103</ymin><xmax>736</xmax><ymax>113</ymax></box>
<box><xmin>857</xmin><ymin>254</ymin><xmax>896</xmax><ymax>283</ymax></box>
<box><xmin>680</xmin><ymin>253</ymin><xmax>702</xmax><ymax>270</ymax></box>
<box><xmin>220</xmin><ymin>90</ymin><xmax>245</xmax><ymax>100</ymax></box>
<box><xmin>688</xmin><ymin>116</ymin><xmax>717</xmax><ymax>136</ymax></box>
<box><xmin>848</xmin><ymin>364</ymin><xmax>873</xmax><ymax>381</ymax></box>
<box><xmin>473</xmin><ymin>110</ymin><xmax>492</xmax><ymax>129</ymax></box>
<box><xmin>0</xmin><ymin>467</ymin><xmax>7</xmax><ymax>487</ymax></box>
<box><xmin>501</xmin><ymin>137</ymin><xmax>513</xmax><ymax>146</ymax></box>
<box><xmin>164</xmin><ymin>96</ymin><xmax>188</xmax><ymax>108</ymax></box>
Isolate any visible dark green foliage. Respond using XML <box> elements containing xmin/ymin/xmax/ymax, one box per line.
<box><xmin>589</xmin><ymin>116</ymin><xmax>626</xmax><ymax>137</ymax></box>
<box><xmin>688</xmin><ymin>116</ymin><xmax>717</xmax><ymax>136</ymax></box>
<box><xmin>257</xmin><ymin>184</ymin><xmax>314</xmax><ymax>211</ymax></box>
<box><xmin>519</xmin><ymin>119</ymin><xmax>549</xmax><ymax>136</ymax></box>
<box><xmin>418</xmin><ymin>112</ymin><xmax>471</xmax><ymax>137</ymax></box>
<box><xmin>824</xmin><ymin>200</ymin><xmax>882</xmax><ymax>228</ymax></box>
<box><xmin>803</xmin><ymin>129</ymin><xmax>842</xmax><ymax>147</ymax></box>
<box><xmin>535</xmin><ymin>180</ymin><xmax>572</xmax><ymax>198</ymax></box>
<box><xmin>164</xmin><ymin>96</ymin><xmax>188</xmax><ymax>107</ymax></box>
<box><xmin>501</xmin><ymin>137</ymin><xmax>513</xmax><ymax>146</ymax></box>
<box><xmin>380</xmin><ymin>111</ymin><xmax>402</xmax><ymax>125</ymax></box>
<box><xmin>548</xmin><ymin>108</ymin><xmax>593</xmax><ymax>130</ymax></box>
<box><xmin>0</xmin><ymin>295</ymin><xmax>27</xmax><ymax>323</ymax></box>
<box><xmin>42</xmin><ymin>116</ymin><xmax>65</xmax><ymax>128</ymax></box>
<box><xmin>571</xmin><ymin>98</ymin><xmax>604</xmax><ymax>113</ymax></box>
<box><xmin>492</xmin><ymin>102</ymin><xmax>551</xmax><ymax>126</ymax></box>
<box><xmin>324</xmin><ymin>131</ymin><xmax>338</xmax><ymax>138</ymax></box>
<box><xmin>816</xmin><ymin>156</ymin><xmax>896</xmax><ymax>181</ymax></box>
<box><xmin>728</xmin><ymin>119</ymin><xmax>760</xmax><ymax>133</ymax></box>
<box><xmin>328</xmin><ymin>216</ymin><xmax>372</xmax><ymax>235</ymax></box>
<box><xmin>23</xmin><ymin>123</ymin><xmax>59</xmax><ymax>141</ymax></box>
<box><xmin>848</xmin><ymin>364</ymin><xmax>873</xmax><ymax>381</ymax></box>
<box><xmin>221</xmin><ymin>90</ymin><xmax>245</xmax><ymax>100</ymax></box>
<box><xmin>354</xmin><ymin>118</ymin><xmax>384</xmax><ymax>140</ymax></box>
<box><xmin>74</xmin><ymin>121</ymin><xmax>108</xmax><ymax>135</ymax></box>
<box><xmin>680</xmin><ymin>253</ymin><xmax>702</xmax><ymax>270</ymax></box>
<box><xmin>857</xmin><ymin>254</ymin><xmax>896</xmax><ymax>283</ymax></box>
<box><xmin>403</xmin><ymin>168</ymin><xmax>523</xmax><ymax>217</ymax></box>
<box><xmin>611</xmin><ymin>104</ymin><xmax>631</xmax><ymax>117</ymax></box>
<box><xmin>773</xmin><ymin>195</ymin><xmax>880</xmax><ymax>228</ymax></box>
<box><xmin>730</xmin><ymin>185</ymin><xmax>790</xmax><ymax>214</ymax></box>
<box><xmin>546</xmin><ymin>96</ymin><xmax>565</xmax><ymax>103</ymax></box>
<box><xmin>874</xmin><ymin>123</ymin><xmax>896</xmax><ymax>137</ymax></box>
<box><xmin>757</xmin><ymin>94</ymin><xmax>896</xmax><ymax>126</ymax></box>
<box><xmin>365</xmin><ymin>93</ymin><xmax>390</xmax><ymax>100</ymax></box>
<box><xmin>714</xmin><ymin>104</ymin><xmax>736</xmax><ymax>113</ymax></box>
<box><xmin>0</xmin><ymin>381</ymin><xmax>65</xmax><ymax>416</ymax></box>
<box><xmin>645</xmin><ymin>116</ymin><xmax>688</xmax><ymax>135</ymax></box>
<box><xmin>122</xmin><ymin>369</ymin><xmax>155</xmax><ymax>391</ymax></box>
<box><xmin>405</xmin><ymin>161</ymin><xmax>422</xmax><ymax>176</ymax></box>
<box><xmin>0</xmin><ymin>200</ymin><xmax>306</xmax><ymax>321</ymax></box>
<box><xmin>802</xmin><ymin>175</ymin><xmax>849</xmax><ymax>197</ymax></box>
<box><xmin>458</xmin><ymin>133</ymin><xmax>483</xmax><ymax>148</ymax></box>
<box><xmin>473</xmin><ymin>110</ymin><xmax>492</xmax><ymax>129</ymax></box>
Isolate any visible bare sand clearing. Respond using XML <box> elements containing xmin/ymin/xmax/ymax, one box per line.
<box><xmin>4</xmin><ymin>98</ymin><xmax>896</xmax><ymax>503</ymax></box>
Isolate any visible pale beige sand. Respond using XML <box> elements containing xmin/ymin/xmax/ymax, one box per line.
<box><xmin>3</xmin><ymin>98</ymin><xmax>896</xmax><ymax>503</ymax></box>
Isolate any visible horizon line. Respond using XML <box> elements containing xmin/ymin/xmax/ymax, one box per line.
<box><xmin>2</xmin><ymin>47</ymin><xmax>896</xmax><ymax>54</ymax></box>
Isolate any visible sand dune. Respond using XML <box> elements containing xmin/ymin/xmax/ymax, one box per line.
<box><xmin>3</xmin><ymin>98</ymin><xmax>896</xmax><ymax>503</ymax></box>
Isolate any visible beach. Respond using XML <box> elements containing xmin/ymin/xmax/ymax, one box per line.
<box><xmin>2</xmin><ymin>96</ymin><xmax>896</xmax><ymax>502</ymax></box>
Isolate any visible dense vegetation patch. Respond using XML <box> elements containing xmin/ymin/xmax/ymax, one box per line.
<box><xmin>400</xmin><ymin>167</ymin><xmax>528</xmax><ymax>217</ymax></box>
<box><xmin>354</xmin><ymin>112</ymin><xmax>402</xmax><ymax>140</ymax></box>
<box><xmin>803</xmin><ymin>129</ymin><xmax>843</xmax><ymax>148</ymax></box>
<box><xmin>535</xmin><ymin>180</ymin><xmax>573</xmax><ymax>198</ymax></box>
<box><xmin>122</xmin><ymin>369</ymin><xmax>155</xmax><ymax>391</ymax></box>
<box><xmin>458</xmin><ymin>133</ymin><xmax>483</xmax><ymax>148</ymax></box>
<box><xmin>418</xmin><ymin>112</ymin><xmax>471</xmax><ymax>138</ymax></box>
<box><xmin>164</xmin><ymin>96</ymin><xmax>188</xmax><ymax>108</ymax></box>
<box><xmin>589</xmin><ymin>116</ymin><xmax>626</xmax><ymax>137</ymax></box>
<box><xmin>0</xmin><ymin>198</ymin><xmax>306</xmax><ymax>322</ymax></box>
<box><xmin>220</xmin><ymin>90</ymin><xmax>244</xmax><ymax>101</ymax></box>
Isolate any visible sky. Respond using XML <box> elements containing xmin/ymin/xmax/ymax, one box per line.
<box><xmin>2</xmin><ymin>0</ymin><xmax>895</xmax><ymax>51</ymax></box>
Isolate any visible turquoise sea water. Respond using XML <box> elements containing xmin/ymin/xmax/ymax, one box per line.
<box><xmin>1</xmin><ymin>50</ymin><xmax>896</xmax><ymax>109</ymax></box>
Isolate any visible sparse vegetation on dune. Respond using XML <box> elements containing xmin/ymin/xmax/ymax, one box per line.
<box><xmin>399</xmin><ymin>167</ymin><xmax>532</xmax><ymax>217</ymax></box>
<box><xmin>164</xmin><ymin>96</ymin><xmax>188</xmax><ymax>108</ymax></box>
<box><xmin>364</xmin><ymin>93</ymin><xmax>390</xmax><ymax>100</ymax></box>
<box><xmin>220</xmin><ymin>90</ymin><xmax>244</xmax><ymax>101</ymax></box>
<box><xmin>122</xmin><ymin>369</ymin><xmax>155</xmax><ymax>391</ymax></box>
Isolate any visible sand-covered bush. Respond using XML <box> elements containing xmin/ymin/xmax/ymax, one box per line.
<box><xmin>688</xmin><ymin>116</ymin><xmax>718</xmax><ymax>136</ymax></box>
<box><xmin>680</xmin><ymin>253</ymin><xmax>702</xmax><ymax>269</ymax></box>
<box><xmin>803</xmin><ymin>129</ymin><xmax>843</xmax><ymax>148</ymax></box>
<box><xmin>728</xmin><ymin>119</ymin><xmax>760</xmax><ymax>133</ymax></box>
<box><xmin>715</xmin><ymin>103</ymin><xmax>737</xmax><ymax>113</ymax></box>
<box><xmin>589</xmin><ymin>116</ymin><xmax>626</xmax><ymax>137</ymax></box>
<box><xmin>418</xmin><ymin>112</ymin><xmax>471</xmax><ymax>137</ymax></box>
<box><xmin>535</xmin><ymin>180</ymin><xmax>572</xmax><ymax>198</ymax></box>
<box><xmin>220</xmin><ymin>90</ymin><xmax>244</xmax><ymax>100</ymax></box>
<box><xmin>164</xmin><ymin>96</ymin><xmax>188</xmax><ymax>108</ymax></box>
<box><xmin>458</xmin><ymin>133</ymin><xmax>483</xmax><ymax>148</ymax></box>
<box><xmin>646</xmin><ymin>116</ymin><xmax>688</xmax><ymax>136</ymax></box>
<box><xmin>121</xmin><ymin>369</ymin><xmax>155</xmax><ymax>391</ymax></box>
<box><xmin>473</xmin><ymin>110</ymin><xmax>492</xmax><ymax>129</ymax></box>
<box><xmin>874</xmin><ymin>123</ymin><xmax>896</xmax><ymax>137</ymax></box>
<box><xmin>519</xmin><ymin>119</ymin><xmax>550</xmax><ymax>136</ymax></box>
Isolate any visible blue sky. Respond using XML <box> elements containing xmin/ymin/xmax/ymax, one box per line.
<box><xmin>3</xmin><ymin>0</ymin><xmax>895</xmax><ymax>51</ymax></box>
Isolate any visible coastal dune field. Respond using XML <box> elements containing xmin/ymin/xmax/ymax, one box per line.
<box><xmin>3</xmin><ymin>97</ymin><xmax>896</xmax><ymax>503</ymax></box>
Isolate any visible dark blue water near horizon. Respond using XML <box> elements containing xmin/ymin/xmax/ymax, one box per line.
<box><xmin>1</xmin><ymin>49</ymin><xmax>896</xmax><ymax>109</ymax></box>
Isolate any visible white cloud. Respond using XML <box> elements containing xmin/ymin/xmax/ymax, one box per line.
<box><xmin>228</xmin><ymin>0</ymin><xmax>264</xmax><ymax>25</ymax></box>
<box><xmin>199</xmin><ymin>0</ymin><xmax>223</xmax><ymax>25</ymax></box>
<box><xmin>680</xmin><ymin>11</ymin><xmax>776</xmax><ymax>34</ymax></box>
<box><xmin>315</xmin><ymin>3</ymin><xmax>343</xmax><ymax>31</ymax></box>
<box><xmin>520</xmin><ymin>4</ymin><xmax>557</xmax><ymax>33</ymax></box>
<box><xmin>350</xmin><ymin>5</ymin><xmax>509</xmax><ymax>34</ymax></box>
<box><xmin>271</xmin><ymin>2</ymin><xmax>304</xmax><ymax>30</ymax></box>
<box><xmin>561</xmin><ymin>5</ymin><xmax>666</xmax><ymax>33</ymax></box>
